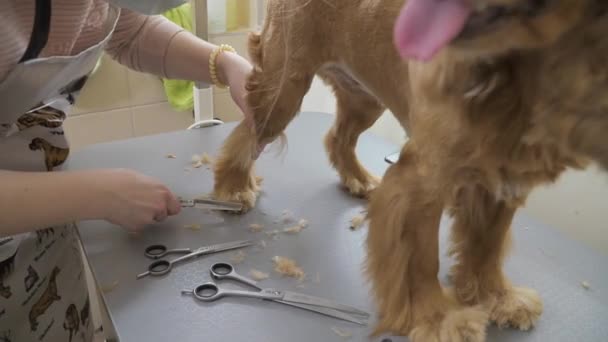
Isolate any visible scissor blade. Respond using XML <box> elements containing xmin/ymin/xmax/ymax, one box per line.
<box><xmin>272</xmin><ymin>299</ymin><xmax>368</xmax><ymax>325</ymax></box>
<box><xmin>136</xmin><ymin>270</ymin><xmax>150</xmax><ymax>279</ymax></box>
<box><xmin>197</xmin><ymin>240</ymin><xmax>254</xmax><ymax>255</ymax></box>
<box><xmin>184</xmin><ymin>198</ymin><xmax>243</xmax><ymax>212</ymax></box>
<box><xmin>179</xmin><ymin>199</ymin><xmax>195</xmax><ymax>207</ymax></box>
<box><xmin>281</xmin><ymin>291</ymin><xmax>370</xmax><ymax>317</ymax></box>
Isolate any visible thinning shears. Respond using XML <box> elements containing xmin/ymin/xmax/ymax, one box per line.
<box><xmin>179</xmin><ymin>197</ymin><xmax>243</xmax><ymax>212</ymax></box>
<box><xmin>181</xmin><ymin>262</ymin><xmax>370</xmax><ymax>325</ymax></box>
<box><xmin>136</xmin><ymin>240</ymin><xmax>254</xmax><ymax>279</ymax></box>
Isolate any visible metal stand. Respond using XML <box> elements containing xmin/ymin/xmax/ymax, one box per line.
<box><xmin>190</xmin><ymin>0</ymin><xmax>223</xmax><ymax>130</ymax></box>
<box><xmin>187</xmin><ymin>119</ymin><xmax>223</xmax><ymax>129</ymax></box>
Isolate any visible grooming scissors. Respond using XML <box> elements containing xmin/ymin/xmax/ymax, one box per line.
<box><xmin>181</xmin><ymin>262</ymin><xmax>370</xmax><ymax>325</ymax></box>
<box><xmin>179</xmin><ymin>198</ymin><xmax>243</xmax><ymax>212</ymax></box>
<box><xmin>136</xmin><ymin>240</ymin><xmax>254</xmax><ymax>279</ymax></box>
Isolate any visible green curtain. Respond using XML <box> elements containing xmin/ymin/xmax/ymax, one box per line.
<box><xmin>162</xmin><ymin>3</ymin><xmax>195</xmax><ymax>112</ymax></box>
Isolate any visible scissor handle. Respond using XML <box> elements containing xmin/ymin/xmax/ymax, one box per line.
<box><xmin>209</xmin><ymin>263</ymin><xmax>261</xmax><ymax>289</ymax></box>
<box><xmin>144</xmin><ymin>245</ymin><xmax>169</xmax><ymax>259</ymax></box>
<box><xmin>147</xmin><ymin>259</ymin><xmax>172</xmax><ymax>276</ymax></box>
<box><xmin>186</xmin><ymin>282</ymin><xmax>281</xmax><ymax>302</ymax></box>
<box><xmin>210</xmin><ymin>262</ymin><xmax>234</xmax><ymax>277</ymax></box>
<box><xmin>144</xmin><ymin>245</ymin><xmax>191</xmax><ymax>259</ymax></box>
<box><xmin>191</xmin><ymin>283</ymin><xmax>223</xmax><ymax>301</ymax></box>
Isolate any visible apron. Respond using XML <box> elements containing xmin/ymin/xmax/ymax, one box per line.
<box><xmin>0</xmin><ymin>3</ymin><xmax>120</xmax><ymax>341</ymax></box>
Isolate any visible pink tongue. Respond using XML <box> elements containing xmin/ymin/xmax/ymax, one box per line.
<box><xmin>394</xmin><ymin>0</ymin><xmax>472</xmax><ymax>61</ymax></box>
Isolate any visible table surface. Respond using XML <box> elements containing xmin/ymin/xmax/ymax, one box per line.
<box><xmin>66</xmin><ymin>112</ymin><xmax>608</xmax><ymax>342</ymax></box>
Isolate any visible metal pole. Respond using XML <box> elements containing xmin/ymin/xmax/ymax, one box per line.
<box><xmin>189</xmin><ymin>0</ymin><xmax>223</xmax><ymax>129</ymax></box>
<box><xmin>193</xmin><ymin>0</ymin><xmax>208</xmax><ymax>88</ymax></box>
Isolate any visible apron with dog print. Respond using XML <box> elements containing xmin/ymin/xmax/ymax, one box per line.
<box><xmin>0</xmin><ymin>3</ymin><xmax>120</xmax><ymax>341</ymax></box>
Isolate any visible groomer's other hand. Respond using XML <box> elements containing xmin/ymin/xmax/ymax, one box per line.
<box><xmin>217</xmin><ymin>52</ymin><xmax>254</xmax><ymax>127</ymax></box>
<box><xmin>96</xmin><ymin>169</ymin><xmax>181</xmax><ymax>232</ymax></box>
<box><xmin>218</xmin><ymin>52</ymin><xmax>269</xmax><ymax>159</ymax></box>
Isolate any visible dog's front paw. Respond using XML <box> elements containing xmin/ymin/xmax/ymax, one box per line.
<box><xmin>342</xmin><ymin>173</ymin><xmax>380</xmax><ymax>198</ymax></box>
<box><xmin>410</xmin><ymin>306</ymin><xmax>488</xmax><ymax>342</ymax></box>
<box><xmin>213</xmin><ymin>187</ymin><xmax>257</xmax><ymax>213</ymax></box>
<box><xmin>488</xmin><ymin>286</ymin><xmax>543</xmax><ymax>331</ymax></box>
<box><xmin>212</xmin><ymin>174</ymin><xmax>260</xmax><ymax>214</ymax></box>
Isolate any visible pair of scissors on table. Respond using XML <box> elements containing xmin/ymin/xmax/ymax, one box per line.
<box><xmin>179</xmin><ymin>197</ymin><xmax>243</xmax><ymax>212</ymax></box>
<box><xmin>136</xmin><ymin>240</ymin><xmax>254</xmax><ymax>279</ymax></box>
<box><xmin>181</xmin><ymin>262</ymin><xmax>371</xmax><ymax>325</ymax></box>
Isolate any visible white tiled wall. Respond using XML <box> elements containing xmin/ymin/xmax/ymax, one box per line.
<box><xmin>66</xmin><ymin>54</ymin><xmax>194</xmax><ymax>150</ymax></box>
<box><xmin>64</xmin><ymin>107</ymin><xmax>134</xmax><ymax>146</ymax></box>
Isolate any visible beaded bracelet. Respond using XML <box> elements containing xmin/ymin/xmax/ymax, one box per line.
<box><xmin>209</xmin><ymin>44</ymin><xmax>237</xmax><ymax>89</ymax></box>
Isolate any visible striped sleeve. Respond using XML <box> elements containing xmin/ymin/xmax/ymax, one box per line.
<box><xmin>104</xmin><ymin>8</ymin><xmax>185</xmax><ymax>77</ymax></box>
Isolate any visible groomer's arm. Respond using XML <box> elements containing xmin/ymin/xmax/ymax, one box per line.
<box><xmin>0</xmin><ymin>169</ymin><xmax>181</xmax><ymax>237</ymax></box>
<box><xmin>105</xmin><ymin>9</ymin><xmax>252</xmax><ymax>117</ymax></box>
<box><xmin>0</xmin><ymin>170</ymin><xmax>102</xmax><ymax>236</ymax></box>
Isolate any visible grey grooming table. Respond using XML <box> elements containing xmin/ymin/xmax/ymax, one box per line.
<box><xmin>66</xmin><ymin>112</ymin><xmax>608</xmax><ymax>342</ymax></box>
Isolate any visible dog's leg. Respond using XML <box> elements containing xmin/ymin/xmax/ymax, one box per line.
<box><xmin>367</xmin><ymin>146</ymin><xmax>488</xmax><ymax>341</ymax></box>
<box><xmin>322</xmin><ymin>71</ymin><xmax>385</xmax><ymax>197</ymax></box>
<box><xmin>449</xmin><ymin>187</ymin><xmax>543</xmax><ymax>331</ymax></box>
<box><xmin>212</xmin><ymin>121</ymin><xmax>260</xmax><ymax>212</ymax></box>
<box><xmin>213</xmin><ymin>29</ymin><xmax>316</xmax><ymax>211</ymax></box>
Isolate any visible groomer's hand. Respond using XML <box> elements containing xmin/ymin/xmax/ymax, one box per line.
<box><xmin>218</xmin><ymin>53</ymin><xmax>270</xmax><ymax>159</ymax></box>
<box><xmin>95</xmin><ymin>169</ymin><xmax>181</xmax><ymax>232</ymax></box>
<box><xmin>217</xmin><ymin>52</ymin><xmax>254</xmax><ymax>127</ymax></box>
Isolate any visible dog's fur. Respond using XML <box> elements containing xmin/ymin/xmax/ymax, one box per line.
<box><xmin>212</xmin><ymin>0</ymin><xmax>608</xmax><ymax>340</ymax></box>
